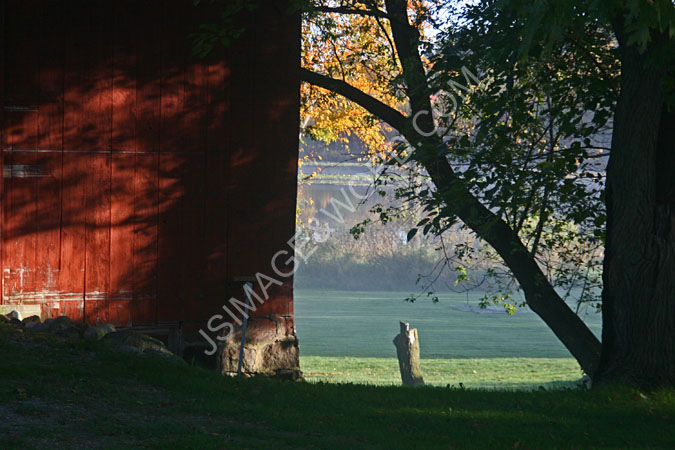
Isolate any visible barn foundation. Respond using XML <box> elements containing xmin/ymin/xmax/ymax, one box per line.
<box><xmin>217</xmin><ymin>316</ymin><xmax>301</xmax><ymax>379</ymax></box>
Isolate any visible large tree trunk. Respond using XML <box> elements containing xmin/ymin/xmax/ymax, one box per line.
<box><xmin>596</xmin><ymin>34</ymin><xmax>675</xmax><ymax>388</ymax></box>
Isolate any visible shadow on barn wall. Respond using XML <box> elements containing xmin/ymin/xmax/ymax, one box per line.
<box><xmin>1</xmin><ymin>0</ymin><xmax>300</xmax><ymax>361</ymax></box>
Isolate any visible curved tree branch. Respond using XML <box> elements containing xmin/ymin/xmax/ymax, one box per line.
<box><xmin>300</xmin><ymin>67</ymin><xmax>407</xmax><ymax>130</ymax></box>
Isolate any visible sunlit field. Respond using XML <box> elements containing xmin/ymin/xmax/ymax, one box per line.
<box><xmin>295</xmin><ymin>289</ymin><xmax>602</xmax><ymax>388</ymax></box>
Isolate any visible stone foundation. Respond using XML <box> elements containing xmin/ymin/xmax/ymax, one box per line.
<box><xmin>217</xmin><ymin>316</ymin><xmax>301</xmax><ymax>380</ymax></box>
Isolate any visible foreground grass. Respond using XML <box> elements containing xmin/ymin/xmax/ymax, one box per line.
<box><xmin>1</xmin><ymin>326</ymin><xmax>674</xmax><ymax>449</ymax></box>
<box><xmin>301</xmin><ymin>356</ymin><xmax>584</xmax><ymax>389</ymax></box>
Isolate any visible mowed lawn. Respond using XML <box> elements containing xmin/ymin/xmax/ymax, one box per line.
<box><xmin>1</xmin><ymin>325</ymin><xmax>674</xmax><ymax>449</ymax></box>
<box><xmin>295</xmin><ymin>289</ymin><xmax>601</xmax><ymax>388</ymax></box>
<box><xmin>301</xmin><ymin>356</ymin><xmax>584</xmax><ymax>389</ymax></box>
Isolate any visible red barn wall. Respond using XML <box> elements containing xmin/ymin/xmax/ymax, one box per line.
<box><xmin>0</xmin><ymin>0</ymin><xmax>300</xmax><ymax>346</ymax></box>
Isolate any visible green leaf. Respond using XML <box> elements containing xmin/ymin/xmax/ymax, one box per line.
<box><xmin>407</xmin><ymin>228</ymin><xmax>418</xmax><ymax>242</ymax></box>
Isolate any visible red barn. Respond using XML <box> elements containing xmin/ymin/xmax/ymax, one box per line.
<box><xmin>0</xmin><ymin>0</ymin><xmax>301</xmax><ymax>374</ymax></box>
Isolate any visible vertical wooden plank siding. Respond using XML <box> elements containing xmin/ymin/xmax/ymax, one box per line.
<box><xmin>35</xmin><ymin>1</ymin><xmax>65</xmax><ymax>318</ymax></box>
<box><xmin>1</xmin><ymin>0</ymin><xmax>300</xmax><ymax>336</ymax></box>
<box><xmin>3</xmin><ymin>153</ymin><xmax>39</xmax><ymax>303</ymax></box>
<box><xmin>232</xmin><ymin>2</ymin><xmax>300</xmax><ymax>319</ymax></box>
<box><xmin>82</xmin><ymin>1</ymin><xmax>114</xmax><ymax>324</ymax></box>
<box><xmin>129</xmin><ymin>0</ymin><xmax>162</xmax><ymax>325</ymax></box>
<box><xmin>226</xmin><ymin>13</ymin><xmax>257</xmax><ymax>283</ymax></box>
<box><xmin>130</xmin><ymin>153</ymin><xmax>159</xmax><ymax>324</ymax></box>
<box><xmin>108</xmin><ymin>0</ymin><xmax>138</xmax><ymax>325</ymax></box>
<box><xmin>84</xmin><ymin>153</ymin><xmax>112</xmax><ymax>324</ymax></box>
<box><xmin>2</xmin><ymin>0</ymin><xmax>41</xmax><ymax>307</ymax></box>
<box><xmin>109</xmin><ymin>153</ymin><xmax>134</xmax><ymax>325</ymax></box>
<box><xmin>200</xmin><ymin>66</ymin><xmax>229</xmax><ymax>323</ymax></box>
<box><xmin>156</xmin><ymin>0</ymin><xmax>188</xmax><ymax>322</ymax></box>
<box><xmin>57</xmin><ymin>2</ymin><xmax>90</xmax><ymax>321</ymax></box>
<box><xmin>178</xmin><ymin>2</ymin><xmax>209</xmax><ymax>322</ymax></box>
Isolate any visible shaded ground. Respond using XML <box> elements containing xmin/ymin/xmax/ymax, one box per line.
<box><xmin>1</xmin><ymin>324</ymin><xmax>674</xmax><ymax>449</ymax></box>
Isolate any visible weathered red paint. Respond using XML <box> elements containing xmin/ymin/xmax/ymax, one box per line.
<box><xmin>0</xmin><ymin>0</ymin><xmax>300</xmax><ymax>343</ymax></box>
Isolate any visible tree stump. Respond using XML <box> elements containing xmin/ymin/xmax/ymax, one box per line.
<box><xmin>393</xmin><ymin>322</ymin><xmax>424</xmax><ymax>386</ymax></box>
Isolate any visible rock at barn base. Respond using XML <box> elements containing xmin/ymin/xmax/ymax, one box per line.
<box><xmin>47</xmin><ymin>316</ymin><xmax>86</xmax><ymax>338</ymax></box>
<box><xmin>84</xmin><ymin>324</ymin><xmax>117</xmax><ymax>341</ymax></box>
<box><xmin>7</xmin><ymin>310</ymin><xmax>22</xmax><ymax>321</ymax></box>
<box><xmin>26</xmin><ymin>322</ymin><xmax>49</xmax><ymax>333</ymax></box>
<box><xmin>21</xmin><ymin>315</ymin><xmax>41</xmax><ymax>324</ymax></box>
<box><xmin>103</xmin><ymin>330</ymin><xmax>173</xmax><ymax>356</ymax></box>
<box><xmin>217</xmin><ymin>317</ymin><xmax>302</xmax><ymax>380</ymax></box>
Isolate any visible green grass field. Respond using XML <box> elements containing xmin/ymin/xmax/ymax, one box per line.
<box><xmin>300</xmin><ymin>356</ymin><xmax>584</xmax><ymax>389</ymax></box>
<box><xmin>295</xmin><ymin>289</ymin><xmax>601</xmax><ymax>388</ymax></box>
<box><xmin>2</xmin><ymin>325</ymin><xmax>674</xmax><ymax>449</ymax></box>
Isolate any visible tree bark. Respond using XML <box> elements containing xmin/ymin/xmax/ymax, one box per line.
<box><xmin>393</xmin><ymin>322</ymin><xmax>425</xmax><ymax>386</ymax></box>
<box><xmin>596</xmin><ymin>31</ymin><xmax>675</xmax><ymax>388</ymax></box>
